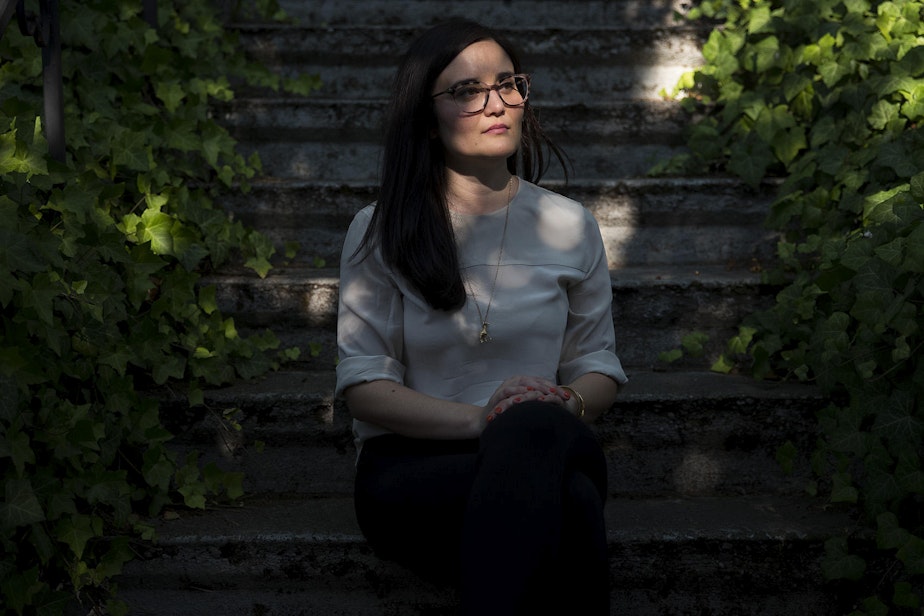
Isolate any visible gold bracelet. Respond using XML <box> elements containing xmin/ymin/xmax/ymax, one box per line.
<box><xmin>560</xmin><ymin>385</ymin><xmax>585</xmax><ymax>419</ymax></box>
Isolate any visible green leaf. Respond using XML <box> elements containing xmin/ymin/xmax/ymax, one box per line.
<box><xmin>0</xmin><ymin>479</ymin><xmax>45</xmax><ymax>528</ymax></box>
<box><xmin>775</xmin><ymin>440</ymin><xmax>798</xmax><ymax>475</ymax></box>
<box><xmin>7</xmin><ymin>429</ymin><xmax>36</xmax><ymax>476</ymax></box>
<box><xmin>877</xmin><ymin>512</ymin><xmax>910</xmax><ymax>550</ymax></box>
<box><xmin>110</xmin><ymin>129</ymin><xmax>152</xmax><ymax>171</ymax></box>
<box><xmin>56</xmin><ymin>514</ymin><xmax>101</xmax><ymax>559</ymax></box>
<box><xmin>244</xmin><ymin>255</ymin><xmax>273</xmax><ymax>278</ymax></box>
<box><xmin>905</xmin><ymin>221</ymin><xmax>924</xmax><ymax>272</ymax></box>
<box><xmin>822</xmin><ymin>536</ymin><xmax>866</xmax><ymax>580</ymax></box>
<box><xmin>868</xmin><ymin>100</ymin><xmax>901</xmax><ymax>130</ymax></box>
<box><xmin>893</xmin><ymin>582</ymin><xmax>922</xmax><ymax>608</ymax></box>
<box><xmin>897</xmin><ymin>534</ymin><xmax>924</xmax><ymax>575</ymax></box>
<box><xmin>142</xmin><ymin>446</ymin><xmax>173</xmax><ymax>492</ymax></box>
<box><xmin>659</xmin><ymin>349</ymin><xmax>683</xmax><ymax>363</ymax></box>
<box><xmin>873</xmin><ymin>391</ymin><xmax>923</xmax><ymax>448</ymax></box>
<box><xmin>140</xmin><ymin>209</ymin><xmax>175</xmax><ymax>255</ymax></box>
<box><xmin>152</xmin><ymin>355</ymin><xmax>186</xmax><ymax>385</ymax></box>
<box><xmin>154</xmin><ymin>80</ymin><xmax>186</xmax><ymax>114</ymax></box>
<box><xmin>0</xmin><ymin>567</ymin><xmax>43</xmax><ymax>614</ymax></box>
<box><xmin>874</xmin><ymin>237</ymin><xmax>904</xmax><ymax>266</ymax></box>
<box><xmin>728</xmin><ymin>135</ymin><xmax>775</xmax><ymax>187</ymax></box>
<box><xmin>710</xmin><ymin>354</ymin><xmax>735</xmax><ymax>374</ymax></box>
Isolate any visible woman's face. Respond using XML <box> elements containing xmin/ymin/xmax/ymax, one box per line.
<box><xmin>431</xmin><ymin>40</ymin><xmax>524</xmax><ymax>172</ymax></box>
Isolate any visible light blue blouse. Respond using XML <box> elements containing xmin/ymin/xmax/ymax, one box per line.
<box><xmin>336</xmin><ymin>180</ymin><xmax>628</xmax><ymax>447</ymax></box>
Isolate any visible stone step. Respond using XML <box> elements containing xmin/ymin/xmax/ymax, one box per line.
<box><xmin>271</xmin><ymin>0</ymin><xmax>700</xmax><ymax>30</ymax></box>
<box><xmin>113</xmin><ymin>494</ymin><xmax>851</xmax><ymax>616</ymax></box>
<box><xmin>223</xmin><ymin>177</ymin><xmax>777</xmax><ymax>268</ymax></box>
<box><xmin>221</xmin><ymin>97</ymin><xmax>694</xmax><ymax>180</ymax></box>
<box><xmin>232</xmin><ymin>23</ymin><xmax>705</xmax><ymax>102</ymax></box>
<box><xmin>219</xmin><ymin>98</ymin><xmax>690</xmax><ymax>145</ymax></box>
<box><xmin>161</xmin><ymin>370</ymin><xmax>824</xmax><ymax>499</ymax></box>
<box><xmin>238</xmin><ymin>137</ymin><xmax>680</xmax><ymax>182</ymax></box>
<box><xmin>202</xmin><ymin>264</ymin><xmax>775</xmax><ymax>369</ymax></box>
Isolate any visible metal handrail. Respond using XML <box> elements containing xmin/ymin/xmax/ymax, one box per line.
<box><xmin>0</xmin><ymin>0</ymin><xmax>63</xmax><ymax>161</ymax></box>
<box><xmin>0</xmin><ymin>1</ymin><xmax>159</xmax><ymax>163</ymax></box>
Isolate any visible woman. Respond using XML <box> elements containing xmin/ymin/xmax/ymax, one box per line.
<box><xmin>336</xmin><ymin>19</ymin><xmax>628</xmax><ymax>616</ymax></box>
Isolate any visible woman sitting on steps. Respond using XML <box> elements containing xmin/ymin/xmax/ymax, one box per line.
<box><xmin>335</xmin><ymin>19</ymin><xmax>628</xmax><ymax>616</ymax></box>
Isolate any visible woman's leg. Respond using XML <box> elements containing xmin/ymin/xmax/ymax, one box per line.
<box><xmin>459</xmin><ymin>401</ymin><xmax>609</xmax><ymax>616</ymax></box>
<box><xmin>354</xmin><ymin>434</ymin><xmax>479</xmax><ymax>583</ymax></box>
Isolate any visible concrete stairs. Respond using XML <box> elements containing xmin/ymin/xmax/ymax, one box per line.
<box><xmin>113</xmin><ymin>2</ymin><xmax>856</xmax><ymax>614</ymax></box>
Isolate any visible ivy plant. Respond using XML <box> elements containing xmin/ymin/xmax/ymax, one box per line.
<box><xmin>656</xmin><ymin>0</ymin><xmax>923</xmax><ymax>611</ymax></box>
<box><xmin>0</xmin><ymin>1</ymin><xmax>317</xmax><ymax>614</ymax></box>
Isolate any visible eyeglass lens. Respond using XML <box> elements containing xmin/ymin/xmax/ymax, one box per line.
<box><xmin>453</xmin><ymin>76</ymin><xmax>529</xmax><ymax>113</ymax></box>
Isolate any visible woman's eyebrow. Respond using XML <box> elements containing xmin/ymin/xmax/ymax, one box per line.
<box><xmin>447</xmin><ymin>71</ymin><xmax>516</xmax><ymax>89</ymax></box>
<box><xmin>448</xmin><ymin>78</ymin><xmax>482</xmax><ymax>89</ymax></box>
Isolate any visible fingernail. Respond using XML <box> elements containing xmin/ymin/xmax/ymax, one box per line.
<box><xmin>562</xmin><ymin>391</ymin><xmax>571</xmax><ymax>399</ymax></box>
<box><xmin>487</xmin><ymin>414</ymin><xmax>495</xmax><ymax>422</ymax></box>
<box><xmin>514</xmin><ymin>397</ymin><xmax>522</xmax><ymax>403</ymax></box>
<box><xmin>549</xmin><ymin>387</ymin><xmax>557</xmax><ymax>393</ymax></box>
<box><xmin>497</xmin><ymin>408</ymin><xmax>504</xmax><ymax>414</ymax></box>
<box><xmin>526</xmin><ymin>386</ymin><xmax>534</xmax><ymax>391</ymax></box>
<box><xmin>495</xmin><ymin>406</ymin><xmax>502</xmax><ymax>413</ymax></box>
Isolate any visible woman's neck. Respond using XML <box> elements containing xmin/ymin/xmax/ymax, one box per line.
<box><xmin>445</xmin><ymin>168</ymin><xmax>516</xmax><ymax>216</ymax></box>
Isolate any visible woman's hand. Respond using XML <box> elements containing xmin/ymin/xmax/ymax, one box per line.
<box><xmin>483</xmin><ymin>375</ymin><xmax>570</xmax><ymax>423</ymax></box>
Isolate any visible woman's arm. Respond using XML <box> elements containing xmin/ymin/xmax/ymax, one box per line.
<box><xmin>563</xmin><ymin>372</ymin><xmax>620</xmax><ymax>423</ymax></box>
<box><xmin>347</xmin><ymin>375</ymin><xmax>572</xmax><ymax>439</ymax></box>
<box><xmin>345</xmin><ymin>380</ymin><xmax>488</xmax><ymax>440</ymax></box>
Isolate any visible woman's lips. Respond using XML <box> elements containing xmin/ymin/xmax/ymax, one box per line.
<box><xmin>484</xmin><ymin>124</ymin><xmax>509</xmax><ymax>134</ymax></box>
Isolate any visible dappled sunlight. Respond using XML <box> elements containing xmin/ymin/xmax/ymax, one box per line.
<box><xmin>537</xmin><ymin>197</ymin><xmax>585</xmax><ymax>252</ymax></box>
<box><xmin>673</xmin><ymin>448</ymin><xmax>724</xmax><ymax>495</ymax></box>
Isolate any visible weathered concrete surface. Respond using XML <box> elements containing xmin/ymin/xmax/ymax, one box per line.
<box><xmin>107</xmin><ymin>1</ymin><xmax>857</xmax><ymax>614</ymax></box>
<box><xmin>160</xmin><ymin>369</ymin><xmax>822</xmax><ymax>498</ymax></box>
<box><xmin>114</xmin><ymin>496</ymin><xmax>851</xmax><ymax>616</ymax></box>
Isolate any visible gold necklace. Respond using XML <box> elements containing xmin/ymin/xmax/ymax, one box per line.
<box><xmin>463</xmin><ymin>177</ymin><xmax>514</xmax><ymax>344</ymax></box>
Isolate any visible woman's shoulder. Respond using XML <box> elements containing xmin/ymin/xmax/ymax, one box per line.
<box><xmin>518</xmin><ymin>181</ymin><xmax>597</xmax><ymax>227</ymax></box>
<box><xmin>345</xmin><ymin>203</ymin><xmax>377</xmax><ymax>232</ymax></box>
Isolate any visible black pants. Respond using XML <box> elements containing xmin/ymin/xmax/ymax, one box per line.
<box><xmin>354</xmin><ymin>401</ymin><xmax>610</xmax><ymax>616</ymax></box>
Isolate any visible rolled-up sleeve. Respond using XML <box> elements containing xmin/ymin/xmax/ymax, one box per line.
<box><xmin>335</xmin><ymin>207</ymin><xmax>406</xmax><ymax>398</ymax></box>
<box><xmin>557</xmin><ymin>211</ymin><xmax>628</xmax><ymax>387</ymax></box>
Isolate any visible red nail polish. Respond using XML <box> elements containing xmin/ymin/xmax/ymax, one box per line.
<box><xmin>487</xmin><ymin>414</ymin><xmax>495</xmax><ymax>422</ymax></box>
<box><xmin>514</xmin><ymin>397</ymin><xmax>522</xmax><ymax>403</ymax></box>
<box><xmin>549</xmin><ymin>387</ymin><xmax>557</xmax><ymax>393</ymax></box>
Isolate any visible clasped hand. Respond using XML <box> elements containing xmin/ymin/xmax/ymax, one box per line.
<box><xmin>483</xmin><ymin>375</ymin><xmax>571</xmax><ymax>423</ymax></box>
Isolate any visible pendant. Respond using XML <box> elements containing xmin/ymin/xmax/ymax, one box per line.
<box><xmin>479</xmin><ymin>322</ymin><xmax>491</xmax><ymax>344</ymax></box>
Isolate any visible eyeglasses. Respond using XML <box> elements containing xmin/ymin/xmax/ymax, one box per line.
<box><xmin>432</xmin><ymin>74</ymin><xmax>530</xmax><ymax>114</ymax></box>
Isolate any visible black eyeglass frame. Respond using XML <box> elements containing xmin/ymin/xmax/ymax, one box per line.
<box><xmin>431</xmin><ymin>73</ymin><xmax>531</xmax><ymax>115</ymax></box>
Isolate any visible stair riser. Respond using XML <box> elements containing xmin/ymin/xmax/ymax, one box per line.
<box><xmin>116</xmin><ymin>539</ymin><xmax>838</xmax><ymax>616</ymax></box>
<box><xmin>163</xmin><ymin>383</ymin><xmax>822</xmax><ymax>498</ymax></box>
<box><xmin>270</xmin><ymin>0</ymin><xmax>701</xmax><ymax>30</ymax></box>
<box><xmin>231</xmin><ymin>223</ymin><xmax>776</xmax><ymax>270</ymax></box>
<box><xmin>236</xmin><ymin>26</ymin><xmax>704</xmax><ymax>99</ymax></box>
<box><xmin>219</xmin><ymin>100</ymin><xmax>690</xmax><ymax>145</ymax></box>
<box><xmin>205</xmin><ymin>274</ymin><xmax>774</xmax><ymax>368</ymax></box>
<box><xmin>240</xmin><ymin>140</ymin><xmax>681</xmax><ymax>182</ymax></box>
<box><xmin>223</xmin><ymin>180</ymin><xmax>777</xmax><ymax>268</ymax></box>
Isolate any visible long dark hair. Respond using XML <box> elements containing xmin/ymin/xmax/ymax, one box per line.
<box><xmin>356</xmin><ymin>20</ymin><xmax>568</xmax><ymax>311</ymax></box>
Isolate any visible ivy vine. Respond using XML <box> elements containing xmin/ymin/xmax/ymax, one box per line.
<box><xmin>0</xmin><ymin>1</ymin><xmax>316</xmax><ymax>614</ymax></box>
<box><xmin>656</xmin><ymin>0</ymin><xmax>923</xmax><ymax>611</ymax></box>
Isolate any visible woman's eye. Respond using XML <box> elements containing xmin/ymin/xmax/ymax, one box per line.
<box><xmin>498</xmin><ymin>80</ymin><xmax>516</xmax><ymax>92</ymax></box>
<box><xmin>455</xmin><ymin>86</ymin><xmax>483</xmax><ymax>101</ymax></box>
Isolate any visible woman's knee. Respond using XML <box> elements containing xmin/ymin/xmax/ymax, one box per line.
<box><xmin>484</xmin><ymin>400</ymin><xmax>581</xmax><ymax>441</ymax></box>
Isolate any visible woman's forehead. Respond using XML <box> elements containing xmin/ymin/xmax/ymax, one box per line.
<box><xmin>436</xmin><ymin>40</ymin><xmax>514</xmax><ymax>86</ymax></box>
